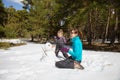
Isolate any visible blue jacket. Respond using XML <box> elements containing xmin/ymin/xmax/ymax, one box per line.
<box><xmin>68</xmin><ymin>36</ymin><xmax>83</xmax><ymax>62</ymax></box>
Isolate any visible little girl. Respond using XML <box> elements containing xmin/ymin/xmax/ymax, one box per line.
<box><xmin>54</xmin><ymin>29</ymin><xmax>68</xmax><ymax>58</ymax></box>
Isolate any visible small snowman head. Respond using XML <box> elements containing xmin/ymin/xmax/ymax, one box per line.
<box><xmin>45</xmin><ymin>42</ymin><xmax>52</xmax><ymax>51</ymax></box>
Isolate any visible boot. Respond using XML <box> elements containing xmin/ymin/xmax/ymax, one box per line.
<box><xmin>62</xmin><ymin>52</ymin><xmax>69</xmax><ymax>58</ymax></box>
<box><xmin>55</xmin><ymin>48</ymin><xmax>59</xmax><ymax>57</ymax></box>
<box><xmin>74</xmin><ymin>61</ymin><xmax>84</xmax><ymax>70</ymax></box>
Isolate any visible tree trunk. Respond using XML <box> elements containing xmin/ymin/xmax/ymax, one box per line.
<box><xmin>110</xmin><ymin>9</ymin><xmax>118</xmax><ymax>45</ymax></box>
<box><xmin>118</xmin><ymin>33</ymin><xmax>120</xmax><ymax>43</ymax></box>
<box><xmin>93</xmin><ymin>7</ymin><xmax>98</xmax><ymax>41</ymax></box>
<box><xmin>31</xmin><ymin>34</ymin><xmax>34</xmax><ymax>42</ymax></box>
<box><xmin>87</xmin><ymin>9</ymin><xmax>92</xmax><ymax>45</ymax></box>
<box><xmin>102</xmin><ymin>8</ymin><xmax>111</xmax><ymax>43</ymax></box>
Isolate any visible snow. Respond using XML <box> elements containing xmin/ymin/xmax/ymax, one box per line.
<box><xmin>93</xmin><ymin>39</ymin><xmax>119</xmax><ymax>43</ymax></box>
<box><xmin>0</xmin><ymin>40</ymin><xmax>120</xmax><ymax>80</ymax></box>
<box><xmin>0</xmin><ymin>39</ymin><xmax>25</xmax><ymax>44</ymax></box>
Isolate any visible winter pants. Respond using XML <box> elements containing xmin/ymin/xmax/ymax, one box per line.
<box><xmin>55</xmin><ymin>56</ymin><xmax>81</xmax><ymax>69</ymax></box>
<box><xmin>55</xmin><ymin>58</ymin><xmax>74</xmax><ymax>69</ymax></box>
<box><xmin>55</xmin><ymin>44</ymin><xmax>68</xmax><ymax>58</ymax></box>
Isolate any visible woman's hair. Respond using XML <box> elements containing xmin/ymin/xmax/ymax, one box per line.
<box><xmin>70</xmin><ymin>28</ymin><xmax>83</xmax><ymax>39</ymax></box>
<box><xmin>70</xmin><ymin>28</ymin><xmax>79</xmax><ymax>35</ymax></box>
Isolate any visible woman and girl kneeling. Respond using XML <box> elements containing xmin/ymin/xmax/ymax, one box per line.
<box><xmin>54</xmin><ymin>29</ymin><xmax>84</xmax><ymax>70</ymax></box>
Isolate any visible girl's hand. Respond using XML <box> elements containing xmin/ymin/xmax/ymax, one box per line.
<box><xmin>54</xmin><ymin>36</ymin><xmax>57</xmax><ymax>39</ymax></box>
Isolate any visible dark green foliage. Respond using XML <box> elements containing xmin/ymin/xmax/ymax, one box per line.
<box><xmin>0</xmin><ymin>42</ymin><xmax>10</xmax><ymax>49</ymax></box>
<box><xmin>0</xmin><ymin>42</ymin><xmax>26</xmax><ymax>49</ymax></box>
<box><xmin>0</xmin><ymin>0</ymin><xmax>7</xmax><ymax>38</ymax></box>
<box><xmin>0</xmin><ymin>0</ymin><xmax>120</xmax><ymax>45</ymax></box>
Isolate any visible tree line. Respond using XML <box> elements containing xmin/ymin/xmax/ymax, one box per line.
<box><xmin>0</xmin><ymin>0</ymin><xmax>120</xmax><ymax>45</ymax></box>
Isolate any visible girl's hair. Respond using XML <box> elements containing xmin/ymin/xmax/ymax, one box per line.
<box><xmin>57</xmin><ymin>29</ymin><xmax>63</xmax><ymax>34</ymax></box>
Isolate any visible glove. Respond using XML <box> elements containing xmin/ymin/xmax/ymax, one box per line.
<box><xmin>54</xmin><ymin>36</ymin><xmax>57</xmax><ymax>39</ymax></box>
<box><xmin>60</xmin><ymin>47</ymin><xmax>69</xmax><ymax>53</ymax></box>
<box><xmin>54</xmin><ymin>36</ymin><xmax>60</xmax><ymax>41</ymax></box>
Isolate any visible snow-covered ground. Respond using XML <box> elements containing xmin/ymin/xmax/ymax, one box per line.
<box><xmin>0</xmin><ymin>39</ymin><xmax>25</xmax><ymax>44</ymax></box>
<box><xmin>0</xmin><ymin>41</ymin><xmax>120</xmax><ymax>80</ymax></box>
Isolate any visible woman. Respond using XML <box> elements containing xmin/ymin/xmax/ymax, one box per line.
<box><xmin>55</xmin><ymin>28</ymin><xmax>84</xmax><ymax>69</ymax></box>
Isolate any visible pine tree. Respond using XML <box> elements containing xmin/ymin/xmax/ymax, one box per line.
<box><xmin>0</xmin><ymin>0</ymin><xmax>6</xmax><ymax>38</ymax></box>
